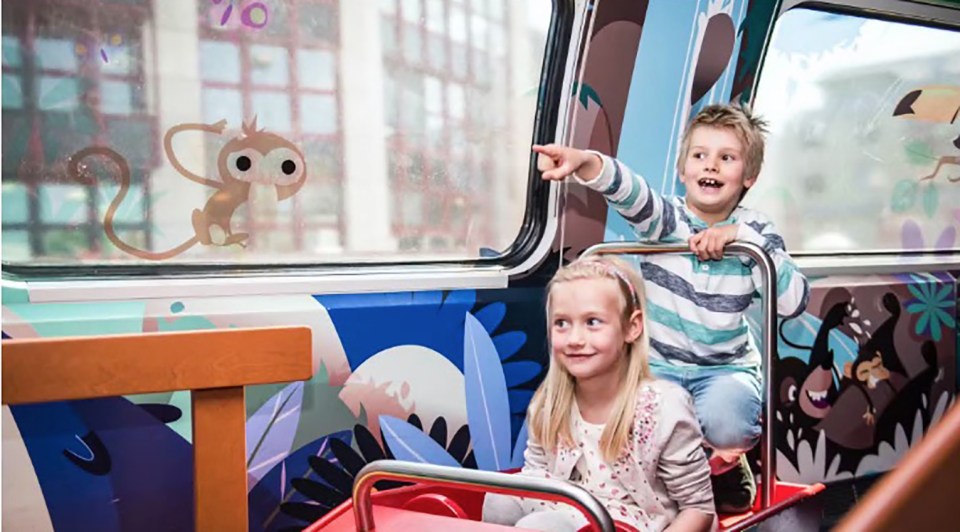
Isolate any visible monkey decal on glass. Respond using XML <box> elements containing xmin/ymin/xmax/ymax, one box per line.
<box><xmin>69</xmin><ymin>119</ymin><xmax>307</xmax><ymax>260</ymax></box>
<box><xmin>893</xmin><ymin>84</ymin><xmax>960</xmax><ymax>182</ymax></box>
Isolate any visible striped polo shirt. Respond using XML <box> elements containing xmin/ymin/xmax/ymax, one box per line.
<box><xmin>577</xmin><ymin>153</ymin><xmax>810</xmax><ymax>369</ymax></box>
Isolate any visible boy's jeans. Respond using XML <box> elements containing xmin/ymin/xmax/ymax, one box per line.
<box><xmin>652</xmin><ymin>363</ymin><xmax>762</xmax><ymax>469</ymax></box>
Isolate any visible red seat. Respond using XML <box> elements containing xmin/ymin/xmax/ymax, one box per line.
<box><xmin>305</xmin><ymin>477</ymin><xmax>825</xmax><ymax>531</ymax></box>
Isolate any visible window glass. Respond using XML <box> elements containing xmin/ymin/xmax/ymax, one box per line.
<box><xmin>3</xmin><ymin>35</ymin><xmax>22</xmax><ymax>67</ymax></box>
<box><xmin>300</xmin><ymin>94</ymin><xmax>338</xmax><ymax>134</ymax></box>
<box><xmin>200</xmin><ymin>41</ymin><xmax>241</xmax><ymax>83</ymax></box>
<box><xmin>2</xmin><ymin>75</ymin><xmax>24</xmax><ymax>108</ymax></box>
<box><xmin>251</xmin><ymin>91</ymin><xmax>292</xmax><ymax>132</ymax></box>
<box><xmin>1</xmin><ymin>0</ymin><xmax>553</xmax><ymax>266</ymax></box>
<box><xmin>750</xmin><ymin>9</ymin><xmax>960</xmax><ymax>253</ymax></box>
<box><xmin>34</xmin><ymin>38</ymin><xmax>78</xmax><ymax>71</ymax></box>
<box><xmin>250</xmin><ymin>45</ymin><xmax>289</xmax><ymax>87</ymax></box>
<box><xmin>2</xmin><ymin>183</ymin><xmax>29</xmax><ymax>223</ymax></box>
<box><xmin>298</xmin><ymin>49</ymin><xmax>336</xmax><ymax>90</ymax></box>
<box><xmin>100</xmin><ymin>80</ymin><xmax>133</xmax><ymax>115</ymax></box>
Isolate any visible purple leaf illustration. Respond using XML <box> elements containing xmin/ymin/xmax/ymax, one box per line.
<box><xmin>246</xmin><ymin>381</ymin><xmax>304</xmax><ymax>489</ymax></box>
<box><xmin>901</xmin><ymin>219</ymin><xmax>956</xmax><ymax>251</ymax></box>
<box><xmin>380</xmin><ymin>415</ymin><xmax>461</xmax><ymax>468</ymax></box>
<box><xmin>511</xmin><ymin>420</ymin><xmax>529</xmax><ymax>469</ymax></box>
<box><xmin>464</xmin><ymin>312</ymin><xmax>512</xmax><ymax>471</ymax></box>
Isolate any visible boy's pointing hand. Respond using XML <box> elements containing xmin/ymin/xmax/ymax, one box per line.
<box><xmin>533</xmin><ymin>144</ymin><xmax>599</xmax><ymax>182</ymax></box>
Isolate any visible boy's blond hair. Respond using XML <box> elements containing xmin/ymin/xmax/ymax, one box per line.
<box><xmin>528</xmin><ymin>255</ymin><xmax>651</xmax><ymax>463</ymax></box>
<box><xmin>677</xmin><ymin>104</ymin><xmax>769</xmax><ymax>187</ymax></box>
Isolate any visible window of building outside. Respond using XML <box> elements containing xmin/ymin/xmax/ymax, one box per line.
<box><xmin>748</xmin><ymin>8</ymin><xmax>960</xmax><ymax>254</ymax></box>
<box><xmin>1</xmin><ymin>0</ymin><xmax>553</xmax><ymax>266</ymax></box>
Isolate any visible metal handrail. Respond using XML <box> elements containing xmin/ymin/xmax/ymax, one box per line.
<box><xmin>352</xmin><ymin>460</ymin><xmax>616</xmax><ymax>532</ymax></box>
<box><xmin>581</xmin><ymin>241</ymin><xmax>777</xmax><ymax>509</ymax></box>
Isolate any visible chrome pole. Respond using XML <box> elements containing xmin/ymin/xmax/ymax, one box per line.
<box><xmin>581</xmin><ymin>241</ymin><xmax>777</xmax><ymax>509</ymax></box>
<box><xmin>352</xmin><ymin>460</ymin><xmax>616</xmax><ymax>532</ymax></box>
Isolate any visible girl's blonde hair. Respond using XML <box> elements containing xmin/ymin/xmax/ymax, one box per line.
<box><xmin>528</xmin><ymin>255</ymin><xmax>651</xmax><ymax>463</ymax></box>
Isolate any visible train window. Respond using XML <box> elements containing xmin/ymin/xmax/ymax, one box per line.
<box><xmin>0</xmin><ymin>0</ymin><xmax>554</xmax><ymax>268</ymax></box>
<box><xmin>750</xmin><ymin>8</ymin><xmax>960</xmax><ymax>254</ymax></box>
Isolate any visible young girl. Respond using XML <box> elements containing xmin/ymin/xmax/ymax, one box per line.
<box><xmin>483</xmin><ymin>256</ymin><xmax>715</xmax><ymax>532</ymax></box>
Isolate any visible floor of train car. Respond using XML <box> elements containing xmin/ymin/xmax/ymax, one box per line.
<box><xmin>817</xmin><ymin>474</ymin><xmax>883</xmax><ymax>531</ymax></box>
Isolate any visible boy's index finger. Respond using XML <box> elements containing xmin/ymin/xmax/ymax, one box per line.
<box><xmin>537</xmin><ymin>152</ymin><xmax>558</xmax><ymax>172</ymax></box>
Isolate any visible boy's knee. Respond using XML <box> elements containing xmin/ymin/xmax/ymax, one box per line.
<box><xmin>702</xmin><ymin>415</ymin><xmax>760</xmax><ymax>452</ymax></box>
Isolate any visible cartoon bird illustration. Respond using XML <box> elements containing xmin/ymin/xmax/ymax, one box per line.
<box><xmin>893</xmin><ymin>85</ymin><xmax>960</xmax><ymax>181</ymax></box>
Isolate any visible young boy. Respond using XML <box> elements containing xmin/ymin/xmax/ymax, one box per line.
<box><xmin>533</xmin><ymin>104</ymin><xmax>809</xmax><ymax>513</ymax></box>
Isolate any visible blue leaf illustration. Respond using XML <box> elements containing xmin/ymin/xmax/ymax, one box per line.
<box><xmin>438</xmin><ymin>290</ymin><xmax>477</xmax><ymax>324</ymax></box>
<box><xmin>474</xmin><ymin>302</ymin><xmax>506</xmax><ymax>332</ymax></box>
<box><xmin>380</xmin><ymin>415</ymin><xmax>461</xmax><ymax>468</ymax></box>
<box><xmin>247</xmin><ymin>430</ymin><xmax>352</xmax><ymax>531</ymax></box>
<box><xmin>413</xmin><ymin>290</ymin><xmax>444</xmax><ymax>307</ymax></box>
<box><xmin>464</xmin><ymin>312</ymin><xmax>512</xmax><ymax>471</ymax></box>
<box><xmin>493</xmin><ymin>331</ymin><xmax>527</xmax><ymax>360</ymax></box>
<box><xmin>503</xmin><ymin>361</ymin><xmax>542</xmax><ymax>387</ymax></box>
<box><xmin>511</xmin><ymin>420</ymin><xmax>529</xmax><ymax>469</ymax></box>
<box><xmin>246</xmin><ymin>381</ymin><xmax>304</xmax><ymax>486</ymax></box>
<box><xmin>508</xmin><ymin>389</ymin><xmax>535</xmax><ymax>414</ymax></box>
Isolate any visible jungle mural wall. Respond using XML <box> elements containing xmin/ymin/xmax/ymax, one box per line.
<box><xmin>2</xmin><ymin>287</ymin><xmax>548</xmax><ymax>531</ymax></box>
<box><xmin>772</xmin><ymin>275</ymin><xmax>955</xmax><ymax>482</ymax></box>
<box><xmin>2</xmin><ymin>0</ymin><xmax>959</xmax><ymax>530</ymax></box>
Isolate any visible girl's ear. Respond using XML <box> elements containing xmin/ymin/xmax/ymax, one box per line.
<box><xmin>624</xmin><ymin>310</ymin><xmax>643</xmax><ymax>343</ymax></box>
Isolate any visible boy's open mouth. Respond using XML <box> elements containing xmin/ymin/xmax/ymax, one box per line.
<box><xmin>697</xmin><ymin>178</ymin><xmax>723</xmax><ymax>189</ymax></box>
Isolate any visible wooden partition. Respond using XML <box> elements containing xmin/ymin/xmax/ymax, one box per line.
<box><xmin>2</xmin><ymin>326</ymin><xmax>315</xmax><ymax>531</ymax></box>
<box><xmin>835</xmin><ymin>400</ymin><xmax>960</xmax><ymax>531</ymax></box>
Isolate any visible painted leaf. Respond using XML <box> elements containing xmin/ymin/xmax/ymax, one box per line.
<box><xmin>922</xmin><ymin>183</ymin><xmax>939</xmax><ymax>218</ymax></box>
<box><xmin>511</xmin><ymin>420</ymin><xmax>529</xmax><ymax>469</ymax></box>
<box><xmin>463</xmin><ymin>312</ymin><xmax>512</xmax><ymax>471</ymax></box>
<box><xmin>891</xmin><ymin>180</ymin><xmax>918</xmax><ymax>213</ymax></box>
<box><xmin>380</xmin><ymin>415</ymin><xmax>461</xmax><ymax>468</ymax></box>
<box><xmin>246</xmin><ymin>381</ymin><xmax>304</xmax><ymax>487</ymax></box>
<box><xmin>901</xmin><ymin>219</ymin><xmax>924</xmax><ymax>250</ymax></box>
<box><xmin>935</xmin><ymin>226</ymin><xmax>956</xmax><ymax>250</ymax></box>
<box><xmin>437</xmin><ymin>290</ymin><xmax>477</xmax><ymax>323</ymax></box>
<box><xmin>572</xmin><ymin>81</ymin><xmax>603</xmax><ymax>109</ymax></box>
<box><xmin>503</xmin><ymin>361</ymin><xmax>542</xmax><ymax>388</ymax></box>
<box><xmin>904</xmin><ymin>139</ymin><xmax>935</xmax><ymax>166</ymax></box>
<box><xmin>492</xmin><ymin>331</ymin><xmax>527</xmax><ymax>360</ymax></box>
<box><xmin>247</xmin><ymin>430</ymin><xmax>352</xmax><ymax>532</ymax></box>
<box><xmin>474</xmin><ymin>302</ymin><xmax>507</xmax><ymax>333</ymax></box>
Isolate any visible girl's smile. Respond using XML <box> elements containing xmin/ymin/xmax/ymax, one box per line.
<box><xmin>549</xmin><ymin>278</ymin><xmax>640</xmax><ymax>385</ymax></box>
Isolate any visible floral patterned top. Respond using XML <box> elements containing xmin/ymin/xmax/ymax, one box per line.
<box><xmin>519</xmin><ymin>379</ymin><xmax>715</xmax><ymax>531</ymax></box>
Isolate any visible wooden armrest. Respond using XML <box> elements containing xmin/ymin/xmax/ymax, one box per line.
<box><xmin>1</xmin><ymin>325</ymin><xmax>315</xmax><ymax>531</ymax></box>
<box><xmin>2</xmin><ymin>326</ymin><xmax>315</xmax><ymax>405</ymax></box>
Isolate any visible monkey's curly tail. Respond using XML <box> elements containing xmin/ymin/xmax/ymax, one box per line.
<box><xmin>68</xmin><ymin>146</ymin><xmax>198</xmax><ymax>260</ymax></box>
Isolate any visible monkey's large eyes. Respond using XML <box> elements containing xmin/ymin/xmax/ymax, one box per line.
<box><xmin>226</xmin><ymin>148</ymin><xmax>263</xmax><ymax>181</ymax></box>
<box><xmin>263</xmin><ymin>147</ymin><xmax>305</xmax><ymax>185</ymax></box>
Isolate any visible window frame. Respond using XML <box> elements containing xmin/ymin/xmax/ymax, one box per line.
<box><xmin>1</xmin><ymin>0</ymin><xmax>575</xmax><ymax>283</ymax></box>
<box><xmin>1</xmin><ymin>0</ymin><xmax>159</xmax><ymax>266</ymax></box>
<box><xmin>749</xmin><ymin>0</ymin><xmax>960</xmax><ymax>274</ymax></box>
